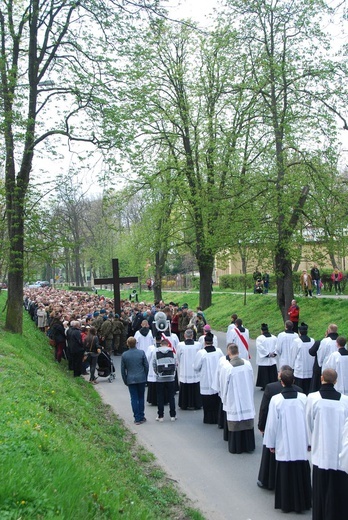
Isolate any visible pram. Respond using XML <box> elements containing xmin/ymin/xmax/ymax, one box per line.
<box><xmin>97</xmin><ymin>350</ymin><xmax>116</xmax><ymax>383</ymax></box>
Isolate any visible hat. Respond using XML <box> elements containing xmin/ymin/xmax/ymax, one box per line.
<box><xmin>182</xmin><ymin>303</ymin><xmax>188</xmax><ymax>309</ymax></box>
<box><xmin>299</xmin><ymin>322</ymin><xmax>308</xmax><ymax>334</ymax></box>
<box><xmin>100</xmin><ymin>309</ymin><xmax>106</xmax><ymax>314</ymax></box>
<box><xmin>93</xmin><ymin>311</ymin><xmax>99</xmax><ymax>317</ymax></box>
<box><xmin>115</xmin><ymin>313</ymin><xmax>119</xmax><ymax>318</ymax></box>
<box><xmin>204</xmin><ymin>324</ymin><xmax>211</xmax><ymax>331</ymax></box>
<box><xmin>261</xmin><ymin>323</ymin><xmax>268</xmax><ymax>331</ymax></box>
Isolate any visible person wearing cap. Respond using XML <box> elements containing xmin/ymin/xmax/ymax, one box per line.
<box><xmin>91</xmin><ymin>311</ymin><xmax>103</xmax><ymax>336</ymax></box>
<box><xmin>177</xmin><ymin>329</ymin><xmax>202</xmax><ymax>410</ymax></box>
<box><xmin>290</xmin><ymin>322</ymin><xmax>315</xmax><ymax>395</ymax></box>
<box><xmin>306</xmin><ymin>368</ymin><xmax>348</xmax><ymax>520</ymax></box>
<box><xmin>100</xmin><ymin>312</ymin><xmax>113</xmax><ymax>354</ymax></box>
<box><xmin>256</xmin><ymin>324</ymin><xmax>278</xmax><ymax>390</ymax></box>
<box><xmin>264</xmin><ymin>369</ymin><xmax>311</xmax><ymax>513</ymax></box>
<box><xmin>198</xmin><ymin>324</ymin><xmax>218</xmax><ymax>348</ymax></box>
<box><xmin>194</xmin><ymin>332</ymin><xmax>224</xmax><ymax>423</ymax></box>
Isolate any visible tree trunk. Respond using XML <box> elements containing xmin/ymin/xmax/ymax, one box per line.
<box><xmin>5</xmin><ymin>213</ymin><xmax>24</xmax><ymax>333</ymax></box>
<box><xmin>329</xmin><ymin>252</ymin><xmax>338</xmax><ymax>269</ymax></box>
<box><xmin>275</xmin><ymin>246</ymin><xmax>294</xmax><ymax>321</ymax></box>
<box><xmin>198</xmin><ymin>253</ymin><xmax>214</xmax><ymax>310</ymax></box>
<box><xmin>153</xmin><ymin>251</ymin><xmax>165</xmax><ymax>302</ymax></box>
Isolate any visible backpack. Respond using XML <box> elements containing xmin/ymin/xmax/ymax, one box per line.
<box><xmin>156</xmin><ymin>349</ymin><xmax>175</xmax><ymax>377</ymax></box>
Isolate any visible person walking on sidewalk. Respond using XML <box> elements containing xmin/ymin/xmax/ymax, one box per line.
<box><xmin>153</xmin><ymin>337</ymin><xmax>177</xmax><ymax>422</ymax></box>
<box><xmin>121</xmin><ymin>336</ymin><xmax>149</xmax><ymax>425</ymax></box>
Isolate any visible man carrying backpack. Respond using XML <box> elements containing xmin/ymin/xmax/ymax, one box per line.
<box><xmin>153</xmin><ymin>338</ymin><xmax>177</xmax><ymax>422</ymax></box>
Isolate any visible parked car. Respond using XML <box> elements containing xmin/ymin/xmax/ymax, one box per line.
<box><xmin>27</xmin><ymin>281</ymin><xmax>50</xmax><ymax>289</ymax></box>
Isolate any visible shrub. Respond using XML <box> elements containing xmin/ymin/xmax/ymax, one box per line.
<box><xmin>68</xmin><ymin>286</ymin><xmax>94</xmax><ymax>292</ymax></box>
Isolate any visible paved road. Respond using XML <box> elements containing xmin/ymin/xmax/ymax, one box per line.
<box><xmin>93</xmin><ymin>331</ymin><xmax>312</xmax><ymax>520</ymax></box>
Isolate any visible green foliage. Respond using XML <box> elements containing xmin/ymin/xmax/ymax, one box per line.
<box><xmin>219</xmin><ymin>274</ymin><xmax>255</xmax><ymax>290</ymax></box>
<box><xmin>0</xmin><ymin>293</ymin><xmax>203</xmax><ymax>520</ymax></box>
<box><xmin>68</xmin><ymin>286</ymin><xmax>94</xmax><ymax>292</ymax></box>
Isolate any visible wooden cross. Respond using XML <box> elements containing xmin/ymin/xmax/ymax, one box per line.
<box><xmin>94</xmin><ymin>258</ymin><xmax>138</xmax><ymax>314</ymax></box>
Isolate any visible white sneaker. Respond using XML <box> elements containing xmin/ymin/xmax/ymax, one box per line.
<box><xmin>170</xmin><ymin>417</ymin><xmax>177</xmax><ymax>422</ymax></box>
<box><xmin>156</xmin><ymin>416</ymin><xmax>164</xmax><ymax>422</ymax></box>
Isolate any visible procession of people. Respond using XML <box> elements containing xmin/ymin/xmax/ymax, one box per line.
<box><xmin>24</xmin><ymin>281</ymin><xmax>348</xmax><ymax>520</ymax></box>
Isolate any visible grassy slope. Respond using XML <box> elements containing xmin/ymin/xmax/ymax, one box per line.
<box><xmin>0</xmin><ymin>293</ymin><xmax>203</xmax><ymax>520</ymax></box>
<box><xmin>123</xmin><ymin>290</ymin><xmax>348</xmax><ymax>339</ymax></box>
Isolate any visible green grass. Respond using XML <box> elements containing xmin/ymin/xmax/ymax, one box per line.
<box><xmin>0</xmin><ymin>293</ymin><xmax>204</xmax><ymax>520</ymax></box>
<box><xmin>118</xmin><ymin>289</ymin><xmax>348</xmax><ymax>339</ymax></box>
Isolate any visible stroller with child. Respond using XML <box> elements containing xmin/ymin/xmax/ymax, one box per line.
<box><xmin>97</xmin><ymin>350</ymin><xmax>116</xmax><ymax>383</ymax></box>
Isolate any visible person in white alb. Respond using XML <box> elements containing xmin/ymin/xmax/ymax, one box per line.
<box><xmin>264</xmin><ymin>369</ymin><xmax>311</xmax><ymax>514</ymax></box>
<box><xmin>275</xmin><ymin>320</ymin><xmax>298</xmax><ymax>368</ymax></box>
<box><xmin>324</xmin><ymin>336</ymin><xmax>348</xmax><ymax>395</ymax></box>
<box><xmin>226</xmin><ymin>318</ymin><xmax>250</xmax><ymax>360</ymax></box>
<box><xmin>194</xmin><ymin>332</ymin><xmax>224</xmax><ymax>424</ymax></box>
<box><xmin>317</xmin><ymin>324</ymin><xmax>339</xmax><ymax>368</ymax></box>
<box><xmin>177</xmin><ymin>329</ymin><xmax>202</xmax><ymax>410</ymax></box>
<box><xmin>256</xmin><ymin>323</ymin><xmax>278</xmax><ymax>390</ymax></box>
<box><xmin>290</xmin><ymin>322</ymin><xmax>315</xmax><ymax>395</ymax></box>
<box><xmin>222</xmin><ymin>344</ymin><xmax>255</xmax><ymax>454</ymax></box>
<box><xmin>306</xmin><ymin>368</ymin><xmax>348</xmax><ymax>520</ymax></box>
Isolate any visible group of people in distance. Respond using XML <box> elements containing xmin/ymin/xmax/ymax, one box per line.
<box><xmin>24</xmin><ymin>287</ymin><xmax>348</xmax><ymax>519</ymax></box>
<box><xmin>300</xmin><ymin>264</ymin><xmax>345</xmax><ymax>297</ymax></box>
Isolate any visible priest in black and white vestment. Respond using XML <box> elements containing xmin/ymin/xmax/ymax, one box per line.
<box><xmin>264</xmin><ymin>369</ymin><xmax>311</xmax><ymax>514</ymax></box>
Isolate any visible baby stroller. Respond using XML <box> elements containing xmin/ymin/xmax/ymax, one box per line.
<box><xmin>97</xmin><ymin>350</ymin><xmax>116</xmax><ymax>383</ymax></box>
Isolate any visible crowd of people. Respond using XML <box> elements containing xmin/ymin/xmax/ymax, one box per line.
<box><xmin>24</xmin><ymin>286</ymin><xmax>348</xmax><ymax>519</ymax></box>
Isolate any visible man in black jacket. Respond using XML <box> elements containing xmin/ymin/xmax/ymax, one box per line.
<box><xmin>66</xmin><ymin>321</ymin><xmax>84</xmax><ymax>377</ymax></box>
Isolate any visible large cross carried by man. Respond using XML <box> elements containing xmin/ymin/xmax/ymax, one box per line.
<box><xmin>94</xmin><ymin>258</ymin><xmax>138</xmax><ymax>313</ymax></box>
